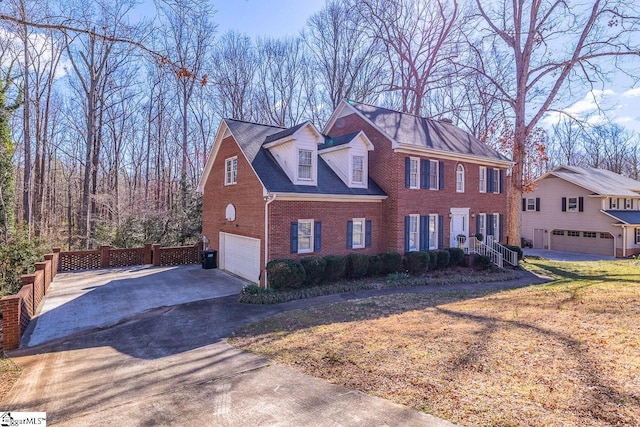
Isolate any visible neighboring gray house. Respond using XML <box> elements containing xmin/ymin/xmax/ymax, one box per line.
<box><xmin>521</xmin><ymin>166</ymin><xmax>640</xmax><ymax>257</ymax></box>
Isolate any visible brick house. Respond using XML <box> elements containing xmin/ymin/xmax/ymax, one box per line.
<box><xmin>198</xmin><ymin>101</ymin><xmax>512</xmax><ymax>285</ymax></box>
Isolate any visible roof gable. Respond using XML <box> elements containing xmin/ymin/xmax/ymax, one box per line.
<box><xmin>543</xmin><ymin>166</ymin><xmax>640</xmax><ymax>197</ymax></box>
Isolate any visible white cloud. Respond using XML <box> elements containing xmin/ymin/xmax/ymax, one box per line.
<box><xmin>622</xmin><ymin>88</ymin><xmax>640</xmax><ymax>98</ymax></box>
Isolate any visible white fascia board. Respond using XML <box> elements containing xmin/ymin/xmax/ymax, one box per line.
<box><xmin>272</xmin><ymin>193</ymin><xmax>387</xmax><ymax>202</ymax></box>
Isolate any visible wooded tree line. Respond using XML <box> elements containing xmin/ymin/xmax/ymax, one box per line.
<box><xmin>1</xmin><ymin>0</ymin><xmax>639</xmax><ymax>253</ymax></box>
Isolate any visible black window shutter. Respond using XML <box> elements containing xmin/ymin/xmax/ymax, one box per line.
<box><xmin>476</xmin><ymin>214</ymin><xmax>481</xmax><ymax>234</ymax></box>
<box><xmin>499</xmin><ymin>214</ymin><xmax>504</xmax><ymax>242</ymax></box>
<box><xmin>425</xmin><ymin>160</ymin><xmax>431</xmax><ymax>187</ymax></box>
<box><xmin>522</xmin><ymin>198</ymin><xmax>526</xmax><ymax>211</ymax></box>
<box><xmin>499</xmin><ymin>170</ymin><xmax>504</xmax><ymax>193</ymax></box>
<box><xmin>561</xmin><ymin>197</ymin><xmax>567</xmax><ymax>212</ymax></box>
<box><xmin>346</xmin><ymin>220</ymin><xmax>353</xmax><ymax>249</ymax></box>
<box><xmin>420</xmin><ymin>215</ymin><xmax>429</xmax><ymax>251</ymax></box>
<box><xmin>609</xmin><ymin>198</ymin><xmax>612</xmax><ymax>209</ymax></box>
<box><xmin>439</xmin><ymin>162</ymin><xmax>445</xmax><ymax>190</ymax></box>
<box><xmin>404</xmin><ymin>216</ymin><xmax>410</xmax><ymax>252</ymax></box>
<box><xmin>365</xmin><ymin>220</ymin><xmax>372</xmax><ymax>247</ymax></box>
<box><xmin>420</xmin><ymin>159</ymin><xmax>428</xmax><ymax>189</ymax></box>
<box><xmin>314</xmin><ymin>221</ymin><xmax>322</xmax><ymax>252</ymax></box>
<box><xmin>404</xmin><ymin>157</ymin><xmax>410</xmax><ymax>188</ymax></box>
<box><xmin>290</xmin><ymin>222</ymin><xmax>298</xmax><ymax>253</ymax></box>
<box><xmin>536</xmin><ymin>198</ymin><xmax>541</xmax><ymax>212</ymax></box>
<box><xmin>487</xmin><ymin>168</ymin><xmax>494</xmax><ymax>193</ymax></box>
<box><xmin>578</xmin><ymin>197</ymin><xmax>584</xmax><ymax>212</ymax></box>
<box><xmin>487</xmin><ymin>214</ymin><xmax>494</xmax><ymax>237</ymax></box>
<box><xmin>438</xmin><ymin>215</ymin><xmax>444</xmax><ymax>249</ymax></box>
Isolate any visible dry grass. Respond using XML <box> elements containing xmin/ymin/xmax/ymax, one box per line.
<box><xmin>0</xmin><ymin>353</ymin><xmax>21</xmax><ymax>402</ymax></box>
<box><xmin>230</xmin><ymin>259</ymin><xmax>640</xmax><ymax>426</ymax></box>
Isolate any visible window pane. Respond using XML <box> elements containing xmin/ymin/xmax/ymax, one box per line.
<box><xmin>429</xmin><ymin>160</ymin><xmax>438</xmax><ymax>189</ymax></box>
<box><xmin>352</xmin><ymin>156</ymin><xmax>364</xmax><ymax>183</ymax></box>
<box><xmin>429</xmin><ymin>215</ymin><xmax>436</xmax><ymax>249</ymax></box>
<box><xmin>298</xmin><ymin>221</ymin><xmax>312</xmax><ymax>251</ymax></box>
<box><xmin>352</xmin><ymin>220</ymin><xmax>364</xmax><ymax>247</ymax></box>
<box><xmin>479</xmin><ymin>167</ymin><xmax>486</xmax><ymax>192</ymax></box>
<box><xmin>298</xmin><ymin>150</ymin><xmax>312</xmax><ymax>180</ymax></box>
<box><xmin>410</xmin><ymin>158</ymin><xmax>418</xmax><ymax>188</ymax></box>
<box><xmin>409</xmin><ymin>216</ymin><xmax>418</xmax><ymax>251</ymax></box>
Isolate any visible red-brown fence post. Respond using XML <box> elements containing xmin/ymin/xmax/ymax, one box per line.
<box><xmin>35</xmin><ymin>261</ymin><xmax>48</xmax><ymax>292</ymax></box>
<box><xmin>144</xmin><ymin>243</ymin><xmax>152</xmax><ymax>265</ymax></box>
<box><xmin>52</xmin><ymin>248</ymin><xmax>61</xmax><ymax>273</ymax></box>
<box><xmin>1</xmin><ymin>295</ymin><xmax>22</xmax><ymax>350</ymax></box>
<box><xmin>43</xmin><ymin>254</ymin><xmax>54</xmax><ymax>292</ymax></box>
<box><xmin>152</xmin><ymin>244</ymin><xmax>161</xmax><ymax>266</ymax></box>
<box><xmin>101</xmin><ymin>245</ymin><xmax>110</xmax><ymax>268</ymax></box>
<box><xmin>21</xmin><ymin>274</ymin><xmax>36</xmax><ymax>316</ymax></box>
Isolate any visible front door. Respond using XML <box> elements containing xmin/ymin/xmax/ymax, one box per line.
<box><xmin>450</xmin><ymin>208</ymin><xmax>469</xmax><ymax>248</ymax></box>
<box><xmin>533</xmin><ymin>228</ymin><xmax>544</xmax><ymax>249</ymax></box>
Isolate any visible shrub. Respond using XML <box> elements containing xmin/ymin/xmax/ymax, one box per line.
<box><xmin>475</xmin><ymin>232</ymin><xmax>484</xmax><ymax>242</ymax></box>
<box><xmin>434</xmin><ymin>250</ymin><xmax>450</xmax><ymax>269</ymax></box>
<box><xmin>380</xmin><ymin>252</ymin><xmax>402</xmax><ymax>274</ymax></box>
<box><xmin>473</xmin><ymin>254</ymin><xmax>492</xmax><ymax>270</ymax></box>
<box><xmin>241</xmin><ymin>284</ymin><xmax>275</xmax><ymax>295</ymax></box>
<box><xmin>403</xmin><ymin>251</ymin><xmax>430</xmax><ymax>275</ymax></box>
<box><xmin>0</xmin><ymin>225</ymin><xmax>46</xmax><ymax>300</ymax></box>
<box><xmin>445</xmin><ymin>247</ymin><xmax>465</xmax><ymax>267</ymax></box>
<box><xmin>504</xmin><ymin>244</ymin><xmax>524</xmax><ymax>261</ymax></box>
<box><xmin>427</xmin><ymin>251</ymin><xmax>437</xmax><ymax>270</ymax></box>
<box><xmin>345</xmin><ymin>253</ymin><xmax>370</xmax><ymax>279</ymax></box>
<box><xmin>323</xmin><ymin>255</ymin><xmax>346</xmax><ymax>282</ymax></box>
<box><xmin>265</xmin><ymin>259</ymin><xmax>306</xmax><ymax>290</ymax></box>
<box><xmin>300</xmin><ymin>256</ymin><xmax>327</xmax><ymax>286</ymax></box>
<box><xmin>367</xmin><ymin>255</ymin><xmax>382</xmax><ymax>277</ymax></box>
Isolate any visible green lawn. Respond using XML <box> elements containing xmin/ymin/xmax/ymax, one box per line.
<box><xmin>230</xmin><ymin>259</ymin><xmax>640</xmax><ymax>426</ymax></box>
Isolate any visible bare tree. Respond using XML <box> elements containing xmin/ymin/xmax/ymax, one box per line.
<box><xmin>469</xmin><ymin>0</ymin><xmax>640</xmax><ymax>244</ymax></box>
<box><xmin>357</xmin><ymin>0</ymin><xmax>460</xmax><ymax>115</ymax></box>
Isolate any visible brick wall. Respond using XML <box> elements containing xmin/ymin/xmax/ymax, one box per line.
<box><xmin>328</xmin><ymin>113</ymin><xmax>509</xmax><ymax>251</ymax></box>
<box><xmin>269</xmin><ymin>199</ymin><xmax>384</xmax><ymax>260</ymax></box>
<box><xmin>201</xmin><ymin>134</ymin><xmax>267</xmax><ymax>270</ymax></box>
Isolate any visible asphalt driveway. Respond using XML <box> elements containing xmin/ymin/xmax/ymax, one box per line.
<box><xmin>2</xmin><ymin>265</ymin><xmax>466</xmax><ymax>426</ymax></box>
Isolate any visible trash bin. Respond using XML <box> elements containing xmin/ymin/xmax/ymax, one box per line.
<box><xmin>201</xmin><ymin>249</ymin><xmax>217</xmax><ymax>269</ymax></box>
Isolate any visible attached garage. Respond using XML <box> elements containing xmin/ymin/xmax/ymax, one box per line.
<box><xmin>550</xmin><ymin>230</ymin><xmax>614</xmax><ymax>256</ymax></box>
<box><xmin>219</xmin><ymin>233</ymin><xmax>261</xmax><ymax>284</ymax></box>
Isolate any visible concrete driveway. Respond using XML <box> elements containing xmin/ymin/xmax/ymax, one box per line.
<box><xmin>523</xmin><ymin>248</ymin><xmax>617</xmax><ymax>261</ymax></box>
<box><xmin>2</xmin><ymin>265</ymin><xmax>461</xmax><ymax>426</ymax></box>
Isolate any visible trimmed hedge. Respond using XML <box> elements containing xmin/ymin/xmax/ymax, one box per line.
<box><xmin>504</xmin><ymin>244</ymin><xmax>524</xmax><ymax>261</ymax></box>
<box><xmin>433</xmin><ymin>249</ymin><xmax>450</xmax><ymax>269</ymax></box>
<box><xmin>403</xmin><ymin>251</ymin><xmax>430</xmax><ymax>275</ymax></box>
<box><xmin>323</xmin><ymin>255</ymin><xmax>346</xmax><ymax>282</ymax></box>
<box><xmin>473</xmin><ymin>254</ymin><xmax>492</xmax><ymax>270</ymax></box>
<box><xmin>445</xmin><ymin>247</ymin><xmax>465</xmax><ymax>267</ymax></box>
<box><xmin>427</xmin><ymin>250</ymin><xmax>437</xmax><ymax>270</ymax></box>
<box><xmin>380</xmin><ymin>252</ymin><xmax>402</xmax><ymax>274</ymax></box>
<box><xmin>367</xmin><ymin>255</ymin><xmax>382</xmax><ymax>277</ymax></box>
<box><xmin>300</xmin><ymin>256</ymin><xmax>327</xmax><ymax>286</ymax></box>
<box><xmin>346</xmin><ymin>253</ymin><xmax>370</xmax><ymax>279</ymax></box>
<box><xmin>266</xmin><ymin>259</ymin><xmax>306</xmax><ymax>290</ymax></box>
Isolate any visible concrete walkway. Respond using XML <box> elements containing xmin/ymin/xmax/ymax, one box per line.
<box><xmin>2</xmin><ymin>266</ymin><xmax>545</xmax><ymax>426</ymax></box>
<box><xmin>523</xmin><ymin>248</ymin><xmax>617</xmax><ymax>262</ymax></box>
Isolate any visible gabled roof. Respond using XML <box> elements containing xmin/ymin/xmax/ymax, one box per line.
<box><xmin>224</xmin><ymin>119</ymin><xmax>386</xmax><ymax>197</ymax></box>
<box><xmin>541</xmin><ymin>166</ymin><xmax>640</xmax><ymax>197</ymax></box>
<box><xmin>326</xmin><ymin>100</ymin><xmax>511</xmax><ymax>164</ymax></box>
<box><xmin>263</xmin><ymin>121</ymin><xmax>316</xmax><ymax>145</ymax></box>
<box><xmin>602</xmin><ymin>210</ymin><xmax>640</xmax><ymax>225</ymax></box>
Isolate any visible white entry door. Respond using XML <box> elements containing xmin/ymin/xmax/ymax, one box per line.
<box><xmin>450</xmin><ymin>208</ymin><xmax>470</xmax><ymax>247</ymax></box>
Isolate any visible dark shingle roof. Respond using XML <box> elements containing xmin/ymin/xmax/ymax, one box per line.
<box><xmin>263</xmin><ymin>121</ymin><xmax>308</xmax><ymax>144</ymax></box>
<box><xmin>348</xmin><ymin>102</ymin><xmax>511</xmax><ymax>162</ymax></box>
<box><xmin>548</xmin><ymin>166</ymin><xmax>640</xmax><ymax>197</ymax></box>
<box><xmin>318</xmin><ymin>131</ymin><xmax>361</xmax><ymax>151</ymax></box>
<box><xmin>603</xmin><ymin>210</ymin><xmax>640</xmax><ymax>225</ymax></box>
<box><xmin>225</xmin><ymin>119</ymin><xmax>386</xmax><ymax>197</ymax></box>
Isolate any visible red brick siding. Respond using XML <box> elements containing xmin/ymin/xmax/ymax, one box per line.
<box><xmin>328</xmin><ymin>113</ymin><xmax>509</xmax><ymax>250</ymax></box>
<box><xmin>201</xmin><ymin>134</ymin><xmax>266</xmax><ymax>268</ymax></box>
<box><xmin>269</xmin><ymin>200</ymin><xmax>384</xmax><ymax>260</ymax></box>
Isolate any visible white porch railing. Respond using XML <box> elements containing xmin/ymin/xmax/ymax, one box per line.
<box><xmin>466</xmin><ymin>236</ymin><xmax>504</xmax><ymax>268</ymax></box>
<box><xmin>485</xmin><ymin>235</ymin><xmax>519</xmax><ymax>266</ymax></box>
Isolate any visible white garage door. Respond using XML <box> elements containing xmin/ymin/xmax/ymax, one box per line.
<box><xmin>220</xmin><ymin>233</ymin><xmax>261</xmax><ymax>284</ymax></box>
<box><xmin>550</xmin><ymin>230</ymin><xmax>614</xmax><ymax>256</ymax></box>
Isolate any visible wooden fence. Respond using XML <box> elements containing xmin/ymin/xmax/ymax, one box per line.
<box><xmin>1</xmin><ymin>242</ymin><xmax>203</xmax><ymax>350</ymax></box>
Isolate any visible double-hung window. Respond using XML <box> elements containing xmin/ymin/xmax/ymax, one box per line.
<box><xmin>477</xmin><ymin>213</ymin><xmax>486</xmax><ymax>238</ymax></box>
<box><xmin>298</xmin><ymin>150</ymin><xmax>313</xmax><ymax>181</ymax></box>
<box><xmin>527</xmin><ymin>198</ymin><xmax>535</xmax><ymax>211</ymax></box>
<box><xmin>352</xmin><ymin>156</ymin><xmax>364</xmax><ymax>184</ymax></box>
<box><xmin>635</xmin><ymin>228</ymin><xmax>640</xmax><ymax>244</ymax></box>
<box><xmin>492</xmin><ymin>168</ymin><xmax>500</xmax><ymax>194</ymax></box>
<box><xmin>429</xmin><ymin>160</ymin><xmax>439</xmax><ymax>190</ymax></box>
<box><xmin>351</xmin><ymin>218</ymin><xmax>365</xmax><ymax>249</ymax></box>
<box><xmin>625</xmin><ymin>199</ymin><xmax>632</xmax><ymax>209</ymax></box>
<box><xmin>225</xmin><ymin>157</ymin><xmax>237</xmax><ymax>185</ymax></box>
<box><xmin>568</xmin><ymin>197</ymin><xmax>578</xmax><ymax>212</ymax></box>
<box><xmin>297</xmin><ymin>219</ymin><xmax>314</xmax><ymax>253</ymax></box>
<box><xmin>456</xmin><ymin>164</ymin><xmax>465</xmax><ymax>192</ymax></box>
<box><xmin>428</xmin><ymin>215</ymin><xmax>437</xmax><ymax>250</ymax></box>
<box><xmin>408</xmin><ymin>214</ymin><xmax>419</xmax><ymax>251</ymax></box>
<box><xmin>479</xmin><ymin>166</ymin><xmax>487</xmax><ymax>193</ymax></box>
<box><xmin>409</xmin><ymin>158</ymin><xmax>419</xmax><ymax>189</ymax></box>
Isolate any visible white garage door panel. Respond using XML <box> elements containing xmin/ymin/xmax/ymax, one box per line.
<box><xmin>551</xmin><ymin>231</ymin><xmax>614</xmax><ymax>256</ymax></box>
<box><xmin>220</xmin><ymin>233</ymin><xmax>260</xmax><ymax>283</ymax></box>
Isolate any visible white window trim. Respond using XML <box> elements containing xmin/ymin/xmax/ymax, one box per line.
<box><xmin>611</xmin><ymin>198</ymin><xmax>618</xmax><ymax>209</ymax></box>
<box><xmin>492</xmin><ymin>213</ymin><xmax>500</xmax><ymax>241</ymax></box>
<box><xmin>478</xmin><ymin>213</ymin><xmax>486</xmax><ymax>238</ymax></box>
<box><xmin>492</xmin><ymin>168</ymin><xmax>500</xmax><ymax>194</ymax></box>
<box><xmin>625</xmin><ymin>198</ymin><xmax>632</xmax><ymax>209</ymax></box>
<box><xmin>297</xmin><ymin>149</ymin><xmax>313</xmax><ymax>181</ymax></box>
<box><xmin>526</xmin><ymin>198</ymin><xmax>535</xmax><ymax>211</ymax></box>
<box><xmin>350</xmin><ymin>155</ymin><xmax>366</xmax><ymax>186</ymax></box>
<box><xmin>456</xmin><ymin>164</ymin><xmax>465</xmax><ymax>193</ymax></box>
<box><xmin>479</xmin><ymin>166</ymin><xmax>487</xmax><ymax>193</ymax></box>
<box><xmin>635</xmin><ymin>228</ymin><xmax>640</xmax><ymax>244</ymax></box>
<box><xmin>429</xmin><ymin>159</ymin><xmax>439</xmax><ymax>190</ymax></box>
<box><xmin>409</xmin><ymin>157</ymin><xmax>420</xmax><ymax>189</ymax></box>
<box><xmin>568</xmin><ymin>197</ymin><xmax>578</xmax><ymax>212</ymax></box>
<box><xmin>224</xmin><ymin>157</ymin><xmax>237</xmax><ymax>185</ymax></box>
<box><xmin>428</xmin><ymin>214</ymin><xmax>437</xmax><ymax>250</ymax></box>
<box><xmin>298</xmin><ymin>219</ymin><xmax>314</xmax><ymax>254</ymax></box>
<box><xmin>408</xmin><ymin>214</ymin><xmax>419</xmax><ymax>252</ymax></box>
<box><xmin>352</xmin><ymin>218</ymin><xmax>365</xmax><ymax>249</ymax></box>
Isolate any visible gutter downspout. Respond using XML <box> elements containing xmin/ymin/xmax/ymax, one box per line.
<box><xmin>622</xmin><ymin>225</ymin><xmax>626</xmax><ymax>258</ymax></box>
<box><xmin>264</xmin><ymin>193</ymin><xmax>276</xmax><ymax>288</ymax></box>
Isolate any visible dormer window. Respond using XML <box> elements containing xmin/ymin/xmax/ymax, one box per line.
<box><xmin>298</xmin><ymin>149</ymin><xmax>313</xmax><ymax>181</ymax></box>
<box><xmin>352</xmin><ymin>156</ymin><xmax>364</xmax><ymax>184</ymax></box>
